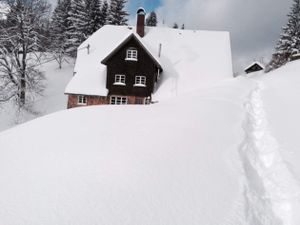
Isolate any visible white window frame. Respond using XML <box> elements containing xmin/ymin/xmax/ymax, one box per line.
<box><xmin>114</xmin><ymin>74</ymin><xmax>126</xmax><ymax>86</ymax></box>
<box><xmin>110</xmin><ymin>96</ymin><xmax>128</xmax><ymax>105</ymax></box>
<box><xmin>77</xmin><ymin>95</ymin><xmax>87</xmax><ymax>105</ymax></box>
<box><xmin>134</xmin><ymin>75</ymin><xmax>146</xmax><ymax>87</ymax></box>
<box><xmin>126</xmin><ymin>49</ymin><xmax>138</xmax><ymax>61</ymax></box>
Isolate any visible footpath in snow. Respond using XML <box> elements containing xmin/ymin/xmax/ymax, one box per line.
<box><xmin>240</xmin><ymin>80</ymin><xmax>300</xmax><ymax>225</ymax></box>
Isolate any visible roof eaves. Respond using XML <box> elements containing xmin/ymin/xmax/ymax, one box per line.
<box><xmin>244</xmin><ymin>61</ymin><xmax>265</xmax><ymax>71</ymax></box>
<box><xmin>101</xmin><ymin>33</ymin><xmax>134</xmax><ymax>65</ymax></box>
<box><xmin>101</xmin><ymin>32</ymin><xmax>162</xmax><ymax>70</ymax></box>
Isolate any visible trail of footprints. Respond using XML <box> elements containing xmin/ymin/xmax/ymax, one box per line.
<box><xmin>240</xmin><ymin>81</ymin><xmax>300</xmax><ymax>225</ymax></box>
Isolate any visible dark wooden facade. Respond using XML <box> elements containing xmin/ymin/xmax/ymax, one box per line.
<box><xmin>67</xmin><ymin>14</ymin><xmax>163</xmax><ymax>109</ymax></box>
<box><xmin>102</xmin><ymin>35</ymin><xmax>162</xmax><ymax>99</ymax></box>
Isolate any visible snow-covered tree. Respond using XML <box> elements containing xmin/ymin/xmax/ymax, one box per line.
<box><xmin>173</xmin><ymin>22</ymin><xmax>178</xmax><ymax>29</ymax></box>
<box><xmin>107</xmin><ymin>0</ymin><xmax>128</xmax><ymax>25</ymax></box>
<box><xmin>267</xmin><ymin>0</ymin><xmax>300</xmax><ymax>71</ymax></box>
<box><xmin>66</xmin><ymin>0</ymin><xmax>89</xmax><ymax>56</ymax></box>
<box><xmin>99</xmin><ymin>0</ymin><xmax>108</xmax><ymax>27</ymax></box>
<box><xmin>146</xmin><ymin>11</ymin><xmax>157</xmax><ymax>27</ymax></box>
<box><xmin>50</xmin><ymin>0</ymin><xmax>71</xmax><ymax>68</ymax></box>
<box><xmin>0</xmin><ymin>0</ymin><xmax>50</xmax><ymax>105</ymax></box>
<box><xmin>86</xmin><ymin>0</ymin><xmax>102</xmax><ymax>35</ymax></box>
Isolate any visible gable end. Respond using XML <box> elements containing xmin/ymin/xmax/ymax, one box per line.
<box><xmin>101</xmin><ymin>33</ymin><xmax>162</xmax><ymax>71</ymax></box>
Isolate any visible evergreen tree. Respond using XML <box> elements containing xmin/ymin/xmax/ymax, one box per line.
<box><xmin>66</xmin><ymin>0</ymin><xmax>89</xmax><ymax>56</ymax></box>
<box><xmin>86</xmin><ymin>0</ymin><xmax>102</xmax><ymax>35</ymax></box>
<box><xmin>99</xmin><ymin>0</ymin><xmax>109</xmax><ymax>27</ymax></box>
<box><xmin>267</xmin><ymin>0</ymin><xmax>300</xmax><ymax>71</ymax></box>
<box><xmin>173</xmin><ymin>22</ymin><xmax>178</xmax><ymax>29</ymax></box>
<box><xmin>50</xmin><ymin>0</ymin><xmax>71</xmax><ymax>68</ymax></box>
<box><xmin>107</xmin><ymin>0</ymin><xmax>128</xmax><ymax>25</ymax></box>
<box><xmin>146</xmin><ymin>11</ymin><xmax>157</xmax><ymax>26</ymax></box>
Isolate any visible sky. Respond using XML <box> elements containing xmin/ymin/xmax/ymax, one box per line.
<box><xmin>151</xmin><ymin>0</ymin><xmax>292</xmax><ymax>72</ymax></box>
<box><xmin>127</xmin><ymin>0</ymin><xmax>161</xmax><ymax>15</ymax></box>
<box><xmin>47</xmin><ymin>0</ymin><xmax>292</xmax><ymax>73</ymax></box>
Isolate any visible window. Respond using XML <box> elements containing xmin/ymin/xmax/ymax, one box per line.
<box><xmin>145</xmin><ymin>97</ymin><xmax>151</xmax><ymax>105</ymax></box>
<box><xmin>126</xmin><ymin>49</ymin><xmax>138</xmax><ymax>61</ymax></box>
<box><xmin>114</xmin><ymin>74</ymin><xmax>126</xmax><ymax>85</ymax></box>
<box><xmin>134</xmin><ymin>76</ymin><xmax>146</xmax><ymax>87</ymax></box>
<box><xmin>78</xmin><ymin>95</ymin><xmax>87</xmax><ymax>105</ymax></box>
<box><xmin>110</xmin><ymin>96</ymin><xmax>128</xmax><ymax>105</ymax></box>
<box><xmin>135</xmin><ymin>97</ymin><xmax>144</xmax><ymax>105</ymax></box>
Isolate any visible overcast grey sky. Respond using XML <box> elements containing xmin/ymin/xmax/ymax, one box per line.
<box><xmin>155</xmin><ymin>0</ymin><xmax>292</xmax><ymax>72</ymax></box>
<box><xmin>48</xmin><ymin>0</ymin><xmax>292</xmax><ymax>72</ymax></box>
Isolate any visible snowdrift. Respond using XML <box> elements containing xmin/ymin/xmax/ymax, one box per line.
<box><xmin>261</xmin><ymin>61</ymin><xmax>300</xmax><ymax>184</ymax></box>
<box><xmin>0</xmin><ymin>78</ymin><xmax>253</xmax><ymax>225</ymax></box>
<box><xmin>2</xmin><ymin>60</ymin><xmax>300</xmax><ymax>224</ymax></box>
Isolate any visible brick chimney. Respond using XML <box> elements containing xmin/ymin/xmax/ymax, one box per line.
<box><xmin>136</xmin><ymin>8</ymin><xmax>146</xmax><ymax>37</ymax></box>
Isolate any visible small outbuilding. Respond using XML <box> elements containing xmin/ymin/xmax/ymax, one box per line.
<box><xmin>244</xmin><ymin>62</ymin><xmax>265</xmax><ymax>74</ymax></box>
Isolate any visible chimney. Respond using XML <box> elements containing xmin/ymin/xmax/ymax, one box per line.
<box><xmin>136</xmin><ymin>8</ymin><xmax>146</xmax><ymax>37</ymax></box>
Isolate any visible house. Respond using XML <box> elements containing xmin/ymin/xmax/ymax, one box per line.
<box><xmin>65</xmin><ymin>8</ymin><xmax>233</xmax><ymax>108</ymax></box>
<box><xmin>244</xmin><ymin>62</ymin><xmax>265</xmax><ymax>74</ymax></box>
<box><xmin>290</xmin><ymin>53</ymin><xmax>300</xmax><ymax>61</ymax></box>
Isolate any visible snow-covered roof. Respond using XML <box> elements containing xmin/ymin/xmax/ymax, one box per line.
<box><xmin>244</xmin><ymin>61</ymin><xmax>265</xmax><ymax>72</ymax></box>
<box><xmin>101</xmin><ymin>33</ymin><xmax>162</xmax><ymax>70</ymax></box>
<box><xmin>65</xmin><ymin>25</ymin><xmax>233</xmax><ymax>97</ymax></box>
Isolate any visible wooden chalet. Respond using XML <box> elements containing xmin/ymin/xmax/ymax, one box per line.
<box><xmin>65</xmin><ymin>8</ymin><xmax>234</xmax><ymax>108</ymax></box>
<box><xmin>101</xmin><ymin>33</ymin><xmax>162</xmax><ymax>105</ymax></box>
<box><xmin>67</xmin><ymin>8</ymin><xmax>162</xmax><ymax>108</ymax></box>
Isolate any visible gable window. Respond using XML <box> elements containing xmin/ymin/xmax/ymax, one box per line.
<box><xmin>134</xmin><ymin>75</ymin><xmax>146</xmax><ymax>87</ymax></box>
<box><xmin>77</xmin><ymin>95</ymin><xmax>87</xmax><ymax>105</ymax></box>
<box><xmin>114</xmin><ymin>74</ymin><xmax>126</xmax><ymax>86</ymax></box>
<box><xmin>110</xmin><ymin>96</ymin><xmax>128</xmax><ymax>105</ymax></box>
<box><xmin>126</xmin><ymin>48</ymin><xmax>138</xmax><ymax>61</ymax></box>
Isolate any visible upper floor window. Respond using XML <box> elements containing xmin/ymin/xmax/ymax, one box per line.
<box><xmin>114</xmin><ymin>74</ymin><xmax>126</xmax><ymax>86</ymax></box>
<box><xmin>126</xmin><ymin>48</ymin><xmax>138</xmax><ymax>61</ymax></box>
<box><xmin>134</xmin><ymin>75</ymin><xmax>146</xmax><ymax>87</ymax></box>
<box><xmin>77</xmin><ymin>95</ymin><xmax>87</xmax><ymax>105</ymax></box>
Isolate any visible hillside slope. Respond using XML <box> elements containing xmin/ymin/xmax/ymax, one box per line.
<box><xmin>1</xmin><ymin>60</ymin><xmax>300</xmax><ymax>224</ymax></box>
<box><xmin>0</xmin><ymin>77</ymin><xmax>255</xmax><ymax>225</ymax></box>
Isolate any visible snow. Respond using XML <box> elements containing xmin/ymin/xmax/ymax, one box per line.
<box><xmin>260</xmin><ymin>60</ymin><xmax>300</xmax><ymax>192</ymax></box>
<box><xmin>2</xmin><ymin>42</ymin><xmax>300</xmax><ymax>225</ymax></box>
<box><xmin>65</xmin><ymin>25</ymin><xmax>233</xmax><ymax>98</ymax></box>
<box><xmin>240</xmin><ymin>79</ymin><xmax>300</xmax><ymax>224</ymax></box>
<box><xmin>0</xmin><ymin>76</ymin><xmax>253</xmax><ymax>225</ymax></box>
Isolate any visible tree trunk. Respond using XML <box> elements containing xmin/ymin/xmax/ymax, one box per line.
<box><xmin>20</xmin><ymin>71</ymin><xmax>26</xmax><ymax>106</ymax></box>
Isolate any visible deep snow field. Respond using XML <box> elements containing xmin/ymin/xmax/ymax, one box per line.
<box><xmin>1</xmin><ymin>59</ymin><xmax>300</xmax><ymax>225</ymax></box>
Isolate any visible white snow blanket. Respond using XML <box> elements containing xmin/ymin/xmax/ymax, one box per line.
<box><xmin>1</xmin><ymin>60</ymin><xmax>300</xmax><ymax>225</ymax></box>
